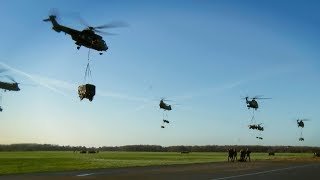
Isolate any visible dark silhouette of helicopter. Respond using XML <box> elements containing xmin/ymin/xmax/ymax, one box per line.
<box><xmin>159</xmin><ymin>99</ymin><xmax>172</xmax><ymax>111</ymax></box>
<box><xmin>0</xmin><ymin>75</ymin><xmax>20</xmax><ymax>92</ymax></box>
<box><xmin>256</xmin><ymin>136</ymin><xmax>263</xmax><ymax>140</ymax></box>
<box><xmin>299</xmin><ymin>137</ymin><xmax>304</xmax><ymax>141</ymax></box>
<box><xmin>296</xmin><ymin>119</ymin><xmax>310</xmax><ymax>128</ymax></box>
<box><xmin>43</xmin><ymin>13</ymin><xmax>127</xmax><ymax>55</ymax></box>
<box><xmin>248</xmin><ymin>123</ymin><xmax>264</xmax><ymax>131</ymax></box>
<box><xmin>243</xmin><ymin>95</ymin><xmax>271</xmax><ymax>110</ymax></box>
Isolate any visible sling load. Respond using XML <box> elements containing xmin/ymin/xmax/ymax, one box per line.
<box><xmin>78</xmin><ymin>48</ymin><xmax>96</xmax><ymax>101</ymax></box>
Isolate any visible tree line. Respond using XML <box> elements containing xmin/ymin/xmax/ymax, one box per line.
<box><xmin>0</xmin><ymin>143</ymin><xmax>319</xmax><ymax>153</ymax></box>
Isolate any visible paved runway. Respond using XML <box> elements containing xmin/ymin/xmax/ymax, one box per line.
<box><xmin>1</xmin><ymin>160</ymin><xmax>320</xmax><ymax>179</ymax></box>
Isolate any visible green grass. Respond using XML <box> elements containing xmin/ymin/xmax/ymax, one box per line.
<box><xmin>0</xmin><ymin>151</ymin><xmax>313</xmax><ymax>175</ymax></box>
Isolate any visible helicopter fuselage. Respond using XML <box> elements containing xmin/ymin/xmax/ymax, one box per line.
<box><xmin>246</xmin><ymin>98</ymin><xmax>258</xmax><ymax>110</ymax></box>
<box><xmin>44</xmin><ymin>15</ymin><xmax>108</xmax><ymax>52</ymax></box>
<box><xmin>0</xmin><ymin>81</ymin><xmax>20</xmax><ymax>91</ymax></box>
<box><xmin>297</xmin><ymin>121</ymin><xmax>304</xmax><ymax>128</ymax></box>
<box><xmin>159</xmin><ymin>100</ymin><xmax>172</xmax><ymax>111</ymax></box>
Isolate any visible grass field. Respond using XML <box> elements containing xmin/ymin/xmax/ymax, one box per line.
<box><xmin>0</xmin><ymin>151</ymin><xmax>314</xmax><ymax>175</ymax></box>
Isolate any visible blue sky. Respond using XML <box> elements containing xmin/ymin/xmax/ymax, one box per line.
<box><xmin>0</xmin><ymin>0</ymin><xmax>319</xmax><ymax>147</ymax></box>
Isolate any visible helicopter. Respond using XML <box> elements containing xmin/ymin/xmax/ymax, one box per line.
<box><xmin>256</xmin><ymin>136</ymin><xmax>263</xmax><ymax>140</ymax></box>
<box><xmin>0</xmin><ymin>74</ymin><xmax>20</xmax><ymax>112</ymax></box>
<box><xmin>0</xmin><ymin>75</ymin><xmax>20</xmax><ymax>92</ymax></box>
<box><xmin>248</xmin><ymin>123</ymin><xmax>264</xmax><ymax>131</ymax></box>
<box><xmin>159</xmin><ymin>99</ymin><xmax>172</xmax><ymax>111</ymax></box>
<box><xmin>0</xmin><ymin>81</ymin><xmax>20</xmax><ymax>92</ymax></box>
<box><xmin>242</xmin><ymin>95</ymin><xmax>271</xmax><ymax>110</ymax></box>
<box><xmin>299</xmin><ymin>137</ymin><xmax>304</xmax><ymax>141</ymax></box>
<box><xmin>296</xmin><ymin>119</ymin><xmax>310</xmax><ymax>128</ymax></box>
<box><xmin>43</xmin><ymin>13</ymin><xmax>127</xmax><ymax>55</ymax></box>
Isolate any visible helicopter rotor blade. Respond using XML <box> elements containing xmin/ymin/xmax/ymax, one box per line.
<box><xmin>19</xmin><ymin>83</ymin><xmax>37</xmax><ymax>87</ymax></box>
<box><xmin>94</xmin><ymin>29</ymin><xmax>118</xmax><ymax>36</ymax></box>
<box><xmin>253</xmin><ymin>95</ymin><xmax>264</xmax><ymax>98</ymax></box>
<box><xmin>0</xmin><ymin>69</ymin><xmax>8</xmax><ymax>74</ymax></box>
<box><xmin>76</xmin><ymin>15</ymin><xmax>91</xmax><ymax>28</ymax></box>
<box><xmin>94</xmin><ymin>21</ymin><xmax>129</xmax><ymax>29</ymax></box>
<box><xmin>4</xmin><ymin>75</ymin><xmax>17</xmax><ymax>83</ymax></box>
<box><xmin>255</xmin><ymin>97</ymin><xmax>271</xmax><ymax>100</ymax></box>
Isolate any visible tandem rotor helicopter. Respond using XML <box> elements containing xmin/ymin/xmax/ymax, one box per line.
<box><xmin>242</xmin><ymin>95</ymin><xmax>271</xmax><ymax>110</ymax></box>
<box><xmin>0</xmin><ymin>69</ymin><xmax>21</xmax><ymax>92</ymax></box>
<box><xmin>43</xmin><ymin>11</ymin><xmax>127</xmax><ymax>55</ymax></box>
<box><xmin>159</xmin><ymin>98</ymin><xmax>172</xmax><ymax>128</ymax></box>
<box><xmin>159</xmin><ymin>98</ymin><xmax>172</xmax><ymax>111</ymax></box>
<box><xmin>0</xmin><ymin>70</ymin><xmax>21</xmax><ymax>112</ymax></box>
<box><xmin>159</xmin><ymin>98</ymin><xmax>179</xmax><ymax>128</ymax></box>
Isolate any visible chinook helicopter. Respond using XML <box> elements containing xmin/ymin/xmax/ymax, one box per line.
<box><xmin>242</xmin><ymin>95</ymin><xmax>271</xmax><ymax>110</ymax></box>
<box><xmin>0</xmin><ymin>76</ymin><xmax>20</xmax><ymax>92</ymax></box>
<box><xmin>159</xmin><ymin>99</ymin><xmax>172</xmax><ymax>111</ymax></box>
<box><xmin>296</xmin><ymin>119</ymin><xmax>310</xmax><ymax>128</ymax></box>
<box><xmin>0</xmin><ymin>73</ymin><xmax>21</xmax><ymax>112</ymax></box>
<box><xmin>43</xmin><ymin>13</ymin><xmax>127</xmax><ymax>55</ymax></box>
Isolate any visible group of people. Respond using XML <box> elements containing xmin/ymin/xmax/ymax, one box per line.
<box><xmin>228</xmin><ymin>148</ymin><xmax>251</xmax><ymax>162</ymax></box>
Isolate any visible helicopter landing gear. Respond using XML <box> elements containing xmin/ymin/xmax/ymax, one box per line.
<box><xmin>77</xmin><ymin>46</ymin><xmax>81</xmax><ymax>50</ymax></box>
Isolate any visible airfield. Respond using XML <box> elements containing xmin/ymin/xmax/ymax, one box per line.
<box><xmin>0</xmin><ymin>151</ymin><xmax>319</xmax><ymax>179</ymax></box>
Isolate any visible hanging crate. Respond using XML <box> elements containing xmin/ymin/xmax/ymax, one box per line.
<box><xmin>78</xmin><ymin>84</ymin><xmax>96</xmax><ymax>101</ymax></box>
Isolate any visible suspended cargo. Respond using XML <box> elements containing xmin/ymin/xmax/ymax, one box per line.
<box><xmin>78</xmin><ymin>84</ymin><xmax>96</xmax><ymax>101</ymax></box>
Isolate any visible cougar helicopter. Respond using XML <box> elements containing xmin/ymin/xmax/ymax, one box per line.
<box><xmin>296</xmin><ymin>119</ymin><xmax>310</xmax><ymax>128</ymax></box>
<box><xmin>242</xmin><ymin>95</ymin><xmax>271</xmax><ymax>110</ymax></box>
<box><xmin>43</xmin><ymin>13</ymin><xmax>127</xmax><ymax>55</ymax></box>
